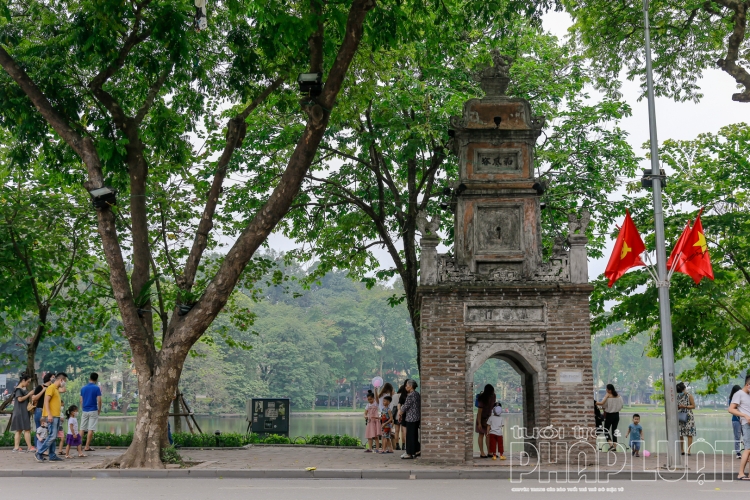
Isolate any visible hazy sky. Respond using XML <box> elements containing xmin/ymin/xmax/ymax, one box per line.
<box><xmin>261</xmin><ymin>11</ymin><xmax>749</xmax><ymax>283</ymax></box>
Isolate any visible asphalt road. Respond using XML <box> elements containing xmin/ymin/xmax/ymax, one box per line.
<box><xmin>0</xmin><ymin>478</ymin><xmax>748</xmax><ymax>498</ymax></box>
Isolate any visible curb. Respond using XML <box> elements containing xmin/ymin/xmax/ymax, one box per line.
<box><xmin>0</xmin><ymin>468</ymin><xmax>740</xmax><ymax>480</ymax></box>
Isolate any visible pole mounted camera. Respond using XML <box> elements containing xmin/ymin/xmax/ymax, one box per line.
<box><xmin>640</xmin><ymin>168</ymin><xmax>667</xmax><ymax>189</ymax></box>
<box><xmin>297</xmin><ymin>72</ymin><xmax>324</xmax><ymax>97</ymax></box>
<box><xmin>88</xmin><ymin>187</ymin><xmax>117</xmax><ymax>209</ymax></box>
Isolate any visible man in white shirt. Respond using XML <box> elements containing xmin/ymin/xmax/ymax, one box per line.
<box><xmin>729</xmin><ymin>375</ymin><xmax>750</xmax><ymax>480</ymax></box>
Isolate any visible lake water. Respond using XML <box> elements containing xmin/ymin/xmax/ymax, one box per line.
<box><xmin>83</xmin><ymin>411</ymin><xmax>738</xmax><ymax>453</ymax></box>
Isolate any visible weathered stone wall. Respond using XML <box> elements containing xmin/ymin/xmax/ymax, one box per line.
<box><xmin>418</xmin><ymin>283</ymin><xmax>594</xmax><ymax>464</ymax></box>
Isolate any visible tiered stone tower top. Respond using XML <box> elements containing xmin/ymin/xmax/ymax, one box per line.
<box><xmin>448</xmin><ymin>51</ymin><xmax>546</xmax><ymax>279</ymax></box>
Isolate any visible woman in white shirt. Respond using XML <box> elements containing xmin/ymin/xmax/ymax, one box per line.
<box><xmin>596</xmin><ymin>384</ymin><xmax>624</xmax><ymax>452</ymax></box>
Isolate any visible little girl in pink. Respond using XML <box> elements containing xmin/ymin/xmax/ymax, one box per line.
<box><xmin>364</xmin><ymin>390</ymin><xmax>380</xmax><ymax>452</ymax></box>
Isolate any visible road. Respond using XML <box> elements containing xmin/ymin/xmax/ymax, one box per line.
<box><xmin>0</xmin><ymin>478</ymin><xmax>748</xmax><ymax>498</ymax></box>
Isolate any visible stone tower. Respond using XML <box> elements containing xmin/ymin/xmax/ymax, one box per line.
<box><xmin>416</xmin><ymin>53</ymin><xmax>595</xmax><ymax>463</ymax></box>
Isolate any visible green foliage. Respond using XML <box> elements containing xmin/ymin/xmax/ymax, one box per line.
<box><xmin>89</xmin><ymin>432</ymin><xmax>134</xmax><ymax>447</ymax></box>
<box><xmin>563</xmin><ymin>0</ymin><xmax>750</xmax><ymax>102</ymax></box>
<box><xmin>276</xmin><ymin>18</ymin><xmax>638</xmax><ymax>352</ymax></box>
<box><xmin>592</xmin><ymin>123</ymin><xmax>750</xmax><ymax>393</ymax></box>
<box><xmin>0</xmin><ymin>432</ymin><xmax>13</xmax><ymax>446</ymax></box>
<box><xmin>181</xmin><ymin>259</ymin><xmax>417</xmax><ymax>413</ymax></box>
<box><xmin>473</xmin><ymin>358</ymin><xmax>522</xmax><ymax>410</ymax></box>
<box><xmin>160</xmin><ymin>445</ymin><xmax>183</xmax><ymax>465</ymax></box>
<box><xmin>0</xmin><ymin>154</ymin><xmax>105</xmax><ymax>375</ymax></box>
<box><xmin>258</xmin><ymin>434</ymin><xmax>291</xmax><ymax>444</ymax></box>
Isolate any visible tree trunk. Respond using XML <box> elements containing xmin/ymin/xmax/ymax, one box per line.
<box><xmin>111</xmin><ymin>374</ymin><xmax>177</xmax><ymax>468</ymax></box>
<box><xmin>25</xmin><ymin>306</ymin><xmax>48</xmax><ymax>387</ymax></box>
<box><xmin>351</xmin><ymin>381</ymin><xmax>356</xmax><ymax>410</ymax></box>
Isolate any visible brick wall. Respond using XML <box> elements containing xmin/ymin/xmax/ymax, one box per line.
<box><xmin>418</xmin><ymin>284</ymin><xmax>594</xmax><ymax>464</ymax></box>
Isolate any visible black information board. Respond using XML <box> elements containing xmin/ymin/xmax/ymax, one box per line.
<box><xmin>247</xmin><ymin>398</ymin><xmax>290</xmax><ymax>436</ymax></box>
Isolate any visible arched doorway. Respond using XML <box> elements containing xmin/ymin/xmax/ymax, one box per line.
<box><xmin>467</xmin><ymin>340</ymin><xmax>548</xmax><ymax>459</ymax></box>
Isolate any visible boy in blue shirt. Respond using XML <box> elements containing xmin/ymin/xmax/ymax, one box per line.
<box><xmin>79</xmin><ymin>372</ymin><xmax>102</xmax><ymax>452</ymax></box>
<box><xmin>625</xmin><ymin>414</ymin><xmax>644</xmax><ymax>458</ymax></box>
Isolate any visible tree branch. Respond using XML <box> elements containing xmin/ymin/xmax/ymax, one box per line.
<box><xmin>180</xmin><ymin>77</ymin><xmax>285</xmax><ymax>291</ymax></box>
<box><xmin>165</xmin><ymin>0</ymin><xmax>376</xmax><ymax>355</ymax></box>
<box><xmin>0</xmin><ymin>45</ymin><xmax>157</xmax><ymax>373</ymax></box>
<box><xmin>712</xmin><ymin>0</ymin><xmax>750</xmax><ymax>102</ymax></box>
<box><xmin>88</xmin><ymin>1</ymin><xmax>154</xmax><ymax>90</ymax></box>
<box><xmin>134</xmin><ymin>61</ymin><xmax>174</xmax><ymax>124</ymax></box>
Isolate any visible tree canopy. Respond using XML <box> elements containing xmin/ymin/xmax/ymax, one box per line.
<box><xmin>592</xmin><ymin>122</ymin><xmax>750</xmax><ymax>393</ymax></box>
<box><xmin>563</xmin><ymin>0</ymin><xmax>750</xmax><ymax>103</ymax></box>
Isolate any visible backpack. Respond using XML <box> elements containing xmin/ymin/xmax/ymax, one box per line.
<box><xmin>474</xmin><ymin>393</ymin><xmax>480</xmax><ymax>408</ymax></box>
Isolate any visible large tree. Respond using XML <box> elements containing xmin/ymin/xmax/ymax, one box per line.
<box><xmin>591</xmin><ymin>123</ymin><xmax>750</xmax><ymax>393</ymax></box>
<box><xmin>279</xmin><ymin>23</ymin><xmax>638</xmax><ymax>361</ymax></box>
<box><xmin>0</xmin><ymin>0</ymin><xmax>377</xmax><ymax>467</ymax></box>
<box><xmin>563</xmin><ymin>0</ymin><xmax>750</xmax><ymax>103</ymax></box>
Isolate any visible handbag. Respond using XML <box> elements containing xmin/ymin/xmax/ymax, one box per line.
<box><xmin>26</xmin><ymin>400</ymin><xmax>35</xmax><ymax>412</ymax></box>
<box><xmin>678</xmin><ymin>412</ymin><xmax>689</xmax><ymax>423</ymax></box>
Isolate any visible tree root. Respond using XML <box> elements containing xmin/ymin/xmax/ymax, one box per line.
<box><xmin>93</xmin><ymin>454</ymin><xmax>125</xmax><ymax>469</ymax></box>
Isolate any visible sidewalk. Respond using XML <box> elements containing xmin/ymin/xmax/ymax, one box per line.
<box><xmin>0</xmin><ymin>446</ymin><xmax>744</xmax><ymax>480</ymax></box>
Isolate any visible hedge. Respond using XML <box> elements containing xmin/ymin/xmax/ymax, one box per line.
<box><xmin>1</xmin><ymin>431</ymin><xmax>362</xmax><ymax>448</ymax></box>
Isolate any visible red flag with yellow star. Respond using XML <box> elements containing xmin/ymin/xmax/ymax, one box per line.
<box><xmin>672</xmin><ymin>213</ymin><xmax>714</xmax><ymax>284</ymax></box>
<box><xmin>667</xmin><ymin>220</ymin><xmax>692</xmax><ymax>270</ymax></box>
<box><xmin>605</xmin><ymin>210</ymin><xmax>646</xmax><ymax>287</ymax></box>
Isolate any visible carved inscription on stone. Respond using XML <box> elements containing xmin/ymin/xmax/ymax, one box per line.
<box><xmin>475</xmin><ymin>205</ymin><xmax>522</xmax><ymax>254</ymax></box>
<box><xmin>474</xmin><ymin>148</ymin><xmax>521</xmax><ymax>173</ymax></box>
<box><xmin>465</xmin><ymin>304</ymin><xmax>545</xmax><ymax>324</ymax></box>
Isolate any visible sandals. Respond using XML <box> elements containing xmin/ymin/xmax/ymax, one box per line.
<box><xmin>78</xmin><ymin>454</ymin><xmax>87</xmax><ymax>457</ymax></box>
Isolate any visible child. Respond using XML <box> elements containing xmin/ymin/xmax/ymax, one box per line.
<box><xmin>625</xmin><ymin>414</ymin><xmax>644</xmax><ymax>458</ymax></box>
<box><xmin>364</xmin><ymin>390</ymin><xmax>380</xmax><ymax>452</ymax></box>
<box><xmin>487</xmin><ymin>404</ymin><xmax>505</xmax><ymax>460</ymax></box>
<box><xmin>380</xmin><ymin>396</ymin><xmax>394</xmax><ymax>454</ymax></box>
<box><xmin>64</xmin><ymin>405</ymin><xmax>85</xmax><ymax>458</ymax></box>
<box><xmin>35</xmin><ymin>421</ymin><xmax>48</xmax><ymax>448</ymax></box>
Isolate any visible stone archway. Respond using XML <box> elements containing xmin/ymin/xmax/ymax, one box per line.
<box><xmin>467</xmin><ymin>340</ymin><xmax>548</xmax><ymax>458</ymax></box>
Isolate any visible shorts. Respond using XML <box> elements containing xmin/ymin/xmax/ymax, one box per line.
<box><xmin>66</xmin><ymin>434</ymin><xmax>82</xmax><ymax>446</ymax></box>
<box><xmin>81</xmin><ymin>411</ymin><xmax>99</xmax><ymax>432</ymax></box>
<box><xmin>630</xmin><ymin>440</ymin><xmax>641</xmax><ymax>451</ymax></box>
<box><xmin>742</xmin><ymin>423</ymin><xmax>750</xmax><ymax>451</ymax></box>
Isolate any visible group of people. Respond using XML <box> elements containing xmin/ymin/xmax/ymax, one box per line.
<box><xmin>8</xmin><ymin>371</ymin><xmax>103</xmax><ymax>462</ymax></box>
<box><xmin>596</xmin><ymin>382</ymin><xmax>696</xmax><ymax>456</ymax></box>
<box><xmin>474</xmin><ymin>384</ymin><xmax>505</xmax><ymax>460</ymax></box>
<box><xmin>363</xmin><ymin>379</ymin><xmax>421</xmax><ymax>459</ymax></box>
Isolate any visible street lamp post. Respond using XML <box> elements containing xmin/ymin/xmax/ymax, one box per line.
<box><xmin>642</xmin><ymin>0</ymin><xmax>682</xmax><ymax>469</ymax></box>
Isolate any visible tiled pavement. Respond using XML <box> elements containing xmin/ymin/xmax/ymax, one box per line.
<box><xmin>0</xmin><ymin>445</ymin><xmax>746</xmax><ymax>475</ymax></box>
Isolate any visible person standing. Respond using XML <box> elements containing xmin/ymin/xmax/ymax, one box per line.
<box><xmin>487</xmin><ymin>404</ymin><xmax>505</xmax><ymax>460</ymax></box>
<box><xmin>729</xmin><ymin>375</ymin><xmax>750</xmax><ymax>480</ymax></box>
<box><xmin>398</xmin><ymin>379</ymin><xmax>421</xmax><ymax>459</ymax></box>
<box><xmin>625</xmin><ymin>414</ymin><xmax>644</xmax><ymax>458</ymax></box>
<box><xmin>79</xmin><ymin>372</ymin><xmax>102</xmax><ymax>452</ymax></box>
<box><xmin>31</xmin><ymin>373</ymin><xmax>53</xmax><ymax>448</ymax></box>
<box><xmin>35</xmin><ymin>372</ymin><xmax>67</xmax><ymax>463</ymax></box>
<box><xmin>10</xmin><ymin>374</ymin><xmax>34</xmax><ymax>452</ymax></box>
<box><xmin>596</xmin><ymin>384</ymin><xmax>624</xmax><ymax>452</ymax></box>
<box><xmin>730</xmin><ymin>385</ymin><xmax>743</xmax><ymax>459</ymax></box>
<box><xmin>475</xmin><ymin>384</ymin><xmax>496</xmax><ymax>458</ymax></box>
<box><xmin>393</xmin><ymin>382</ymin><xmax>408</xmax><ymax>451</ymax></box>
<box><xmin>364</xmin><ymin>390</ymin><xmax>380</xmax><ymax>452</ymax></box>
<box><xmin>677</xmin><ymin>382</ymin><xmax>696</xmax><ymax>455</ymax></box>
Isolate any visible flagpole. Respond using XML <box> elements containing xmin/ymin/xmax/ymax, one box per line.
<box><xmin>643</xmin><ymin>0</ymin><xmax>682</xmax><ymax>469</ymax></box>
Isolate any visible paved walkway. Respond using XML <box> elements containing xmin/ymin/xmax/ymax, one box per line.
<box><xmin>0</xmin><ymin>446</ymin><xmax>746</xmax><ymax>476</ymax></box>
